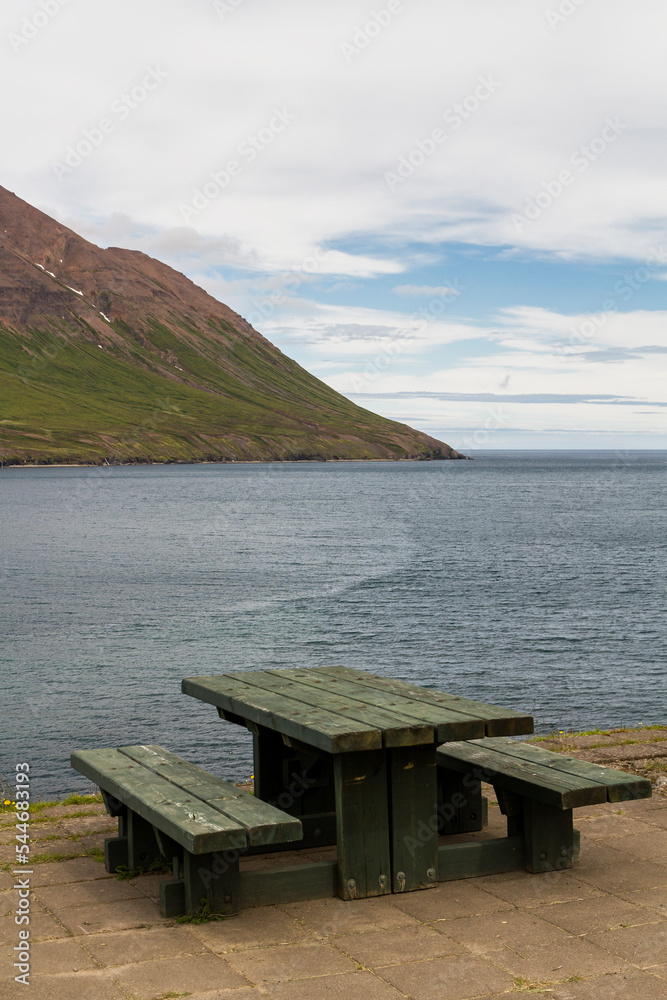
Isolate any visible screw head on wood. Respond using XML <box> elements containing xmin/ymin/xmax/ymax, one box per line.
<box><xmin>347</xmin><ymin>878</ymin><xmax>356</xmax><ymax>889</ymax></box>
<box><xmin>427</xmin><ymin>868</ymin><xmax>437</xmax><ymax>880</ymax></box>
<box><xmin>379</xmin><ymin>874</ymin><xmax>387</xmax><ymax>884</ymax></box>
<box><xmin>396</xmin><ymin>871</ymin><xmax>406</xmax><ymax>881</ymax></box>
<box><xmin>540</xmin><ymin>852</ymin><xmax>547</xmax><ymax>860</ymax></box>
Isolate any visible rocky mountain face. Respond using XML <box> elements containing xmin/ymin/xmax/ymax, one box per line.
<box><xmin>0</xmin><ymin>186</ymin><xmax>464</xmax><ymax>464</ymax></box>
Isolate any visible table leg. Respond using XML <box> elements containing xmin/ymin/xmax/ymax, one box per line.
<box><xmin>252</xmin><ymin>725</ymin><xmax>336</xmax><ymax>849</ymax></box>
<box><xmin>389</xmin><ymin>745</ymin><xmax>439</xmax><ymax>892</ymax></box>
<box><xmin>333</xmin><ymin>749</ymin><xmax>391</xmax><ymax>900</ymax></box>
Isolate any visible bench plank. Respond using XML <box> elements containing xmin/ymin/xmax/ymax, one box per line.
<box><xmin>437</xmin><ymin>738</ymin><xmax>652</xmax><ymax>809</ymax></box>
<box><xmin>321</xmin><ymin>666</ymin><xmax>534</xmax><ymax>737</ymax></box>
<box><xmin>71</xmin><ymin>748</ymin><xmax>249</xmax><ymax>854</ymax></box>
<box><xmin>182</xmin><ymin>674</ymin><xmax>382</xmax><ymax>754</ymax></box>
<box><xmin>471</xmin><ymin>739</ymin><xmax>652</xmax><ymax>803</ymax></box>
<box><xmin>118</xmin><ymin>745</ymin><xmax>302</xmax><ymax>846</ymax></box>
<box><xmin>271</xmin><ymin>667</ymin><xmax>484</xmax><ymax>743</ymax></box>
<box><xmin>436</xmin><ymin>741</ymin><xmax>608</xmax><ymax>809</ymax></box>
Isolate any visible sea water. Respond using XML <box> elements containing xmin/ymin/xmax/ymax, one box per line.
<box><xmin>1</xmin><ymin>451</ymin><xmax>665</xmax><ymax>798</ymax></box>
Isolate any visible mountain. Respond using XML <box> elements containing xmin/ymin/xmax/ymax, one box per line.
<box><xmin>0</xmin><ymin>186</ymin><xmax>464</xmax><ymax>465</ymax></box>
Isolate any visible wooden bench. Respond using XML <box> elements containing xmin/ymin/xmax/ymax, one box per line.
<box><xmin>70</xmin><ymin>745</ymin><xmax>303</xmax><ymax>916</ymax></box>
<box><xmin>436</xmin><ymin>737</ymin><xmax>652</xmax><ymax>873</ymax></box>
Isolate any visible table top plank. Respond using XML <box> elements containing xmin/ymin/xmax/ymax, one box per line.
<box><xmin>182</xmin><ymin>674</ymin><xmax>383</xmax><ymax>754</ymax></box>
<box><xmin>244</xmin><ymin>669</ymin><xmax>435</xmax><ymax>747</ymax></box>
<box><xmin>271</xmin><ymin>667</ymin><xmax>485</xmax><ymax>743</ymax></box>
<box><xmin>319</xmin><ymin>666</ymin><xmax>534</xmax><ymax>737</ymax></box>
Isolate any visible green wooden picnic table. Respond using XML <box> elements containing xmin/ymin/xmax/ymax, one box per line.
<box><xmin>182</xmin><ymin>666</ymin><xmax>534</xmax><ymax>901</ymax></box>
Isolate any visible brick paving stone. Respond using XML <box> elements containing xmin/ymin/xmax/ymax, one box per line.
<box><xmin>83</xmin><ymin>925</ymin><xmax>207</xmax><ymax>966</ymax></box>
<box><xmin>30</xmin><ymin>936</ymin><xmax>97</xmax><ymax>975</ymax></box>
<box><xmin>617</xmin><ymin>886</ymin><xmax>667</xmax><ymax>915</ymax></box>
<box><xmin>27</xmin><ymin>856</ymin><xmax>113</xmax><ymax>887</ymax></box>
<box><xmin>110</xmin><ymin>952</ymin><xmax>250</xmax><ymax>999</ymax></box>
<box><xmin>441</xmin><ymin>908</ymin><xmax>571</xmax><ymax>955</ymax></box>
<box><xmin>333</xmin><ymin>924</ymin><xmax>464</xmax><ymax>968</ymax></box>
<box><xmin>192</xmin><ymin>904</ymin><xmax>315</xmax><ymax>952</ymax></box>
<box><xmin>3</xmin><ymin>970</ymin><xmax>126</xmax><ymax>999</ymax></box>
<box><xmin>35</xmin><ymin>875</ymin><xmax>146</xmax><ymax>908</ymax></box>
<box><xmin>51</xmin><ymin>896</ymin><xmax>169</xmax><ymax>935</ymax></box>
<box><xmin>474</xmin><ymin>870</ymin><xmax>603</xmax><ymax>908</ymax></box>
<box><xmin>262</xmin><ymin>969</ymin><xmax>406</xmax><ymax>1000</ymax></box>
<box><xmin>225</xmin><ymin>941</ymin><xmax>356</xmax><ymax>984</ymax></box>
<box><xmin>576</xmin><ymin>815</ymin><xmax>659</xmax><ymax>840</ymax></box>
<box><xmin>182</xmin><ymin>991</ymin><xmax>265</xmax><ymax>1000</ymax></box>
<box><xmin>377</xmin><ymin>952</ymin><xmax>514</xmax><ymax>1000</ymax></box>
<box><xmin>532</xmin><ymin>895</ymin><xmax>659</xmax><ymax>935</ymax></box>
<box><xmin>389</xmin><ymin>880</ymin><xmax>512</xmax><ymax>923</ymax></box>
<box><xmin>492</xmin><ymin>936</ymin><xmax>632</xmax><ymax>980</ymax></box>
<box><xmin>130</xmin><ymin>872</ymin><xmax>164</xmax><ymax>899</ymax></box>
<box><xmin>0</xmin><ymin>873</ymin><xmax>14</xmax><ymax>893</ymax></box>
<box><xmin>58</xmin><ymin>815</ymin><xmax>117</xmax><ymax>835</ymax></box>
<box><xmin>283</xmin><ymin>895</ymin><xmax>421</xmax><ymax>937</ymax></box>
<box><xmin>604</xmin><ymin>830</ymin><xmax>667</xmax><ymax>860</ymax></box>
<box><xmin>588</xmin><ymin>919</ymin><xmax>667</xmax><ymax>967</ymax></box>
<box><xmin>550</xmin><ymin>968</ymin><xmax>667</xmax><ymax>999</ymax></box>
<box><xmin>577</xmin><ymin>859</ymin><xmax>667</xmax><ymax>894</ymax></box>
<box><xmin>0</xmin><ymin>903</ymin><xmax>69</xmax><ymax>945</ymax></box>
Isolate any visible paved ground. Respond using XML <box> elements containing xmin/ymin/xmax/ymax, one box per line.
<box><xmin>1</xmin><ymin>734</ymin><xmax>666</xmax><ymax>1000</ymax></box>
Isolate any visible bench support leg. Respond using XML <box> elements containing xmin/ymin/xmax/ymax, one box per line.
<box><xmin>126</xmin><ymin>810</ymin><xmax>162</xmax><ymax>870</ymax></box>
<box><xmin>104</xmin><ymin>808</ymin><xmax>128</xmax><ymax>873</ymax></box>
<box><xmin>333</xmin><ymin>750</ymin><xmax>391</xmax><ymax>900</ymax></box>
<box><xmin>182</xmin><ymin>850</ymin><xmax>241</xmax><ymax>916</ymax></box>
<box><xmin>437</xmin><ymin>771</ymin><xmax>487</xmax><ymax>835</ymax></box>
<box><xmin>522</xmin><ymin>800</ymin><xmax>575</xmax><ymax>873</ymax></box>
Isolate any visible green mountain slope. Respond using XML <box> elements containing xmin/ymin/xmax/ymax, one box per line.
<box><xmin>0</xmin><ymin>186</ymin><xmax>463</xmax><ymax>464</ymax></box>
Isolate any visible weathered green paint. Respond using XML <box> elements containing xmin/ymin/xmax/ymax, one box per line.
<box><xmin>333</xmin><ymin>749</ymin><xmax>391</xmax><ymax>900</ymax></box>
<box><xmin>438</xmin><ymin>836</ymin><xmax>525</xmax><ymax>880</ymax></box>
<box><xmin>239</xmin><ymin>861</ymin><xmax>338</xmax><ymax>908</ymax></box>
<box><xmin>389</xmin><ymin>745</ymin><xmax>438</xmax><ymax>892</ymax></box>
<box><xmin>436</xmin><ymin>738</ymin><xmax>651</xmax><ymax>809</ymax></box>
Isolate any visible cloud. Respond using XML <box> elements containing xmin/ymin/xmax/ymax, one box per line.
<box><xmin>393</xmin><ymin>284</ymin><xmax>460</xmax><ymax>297</ymax></box>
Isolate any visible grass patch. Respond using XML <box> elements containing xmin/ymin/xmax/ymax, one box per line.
<box><xmin>174</xmin><ymin>900</ymin><xmax>230</xmax><ymax>925</ymax></box>
<box><xmin>115</xmin><ymin>858</ymin><xmax>172</xmax><ymax>880</ymax></box>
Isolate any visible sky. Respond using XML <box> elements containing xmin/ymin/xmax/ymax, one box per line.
<box><xmin>2</xmin><ymin>0</ymin><xmax>666</xmax><ymax>451</ymax></box>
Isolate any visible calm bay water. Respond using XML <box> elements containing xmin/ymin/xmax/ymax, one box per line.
<box><xmin>1</xmin><ymin>451</ymin><xmax>666</xmax><ymax>799</ymax></box>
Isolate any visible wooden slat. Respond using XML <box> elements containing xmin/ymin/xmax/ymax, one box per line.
<box><xmin>334</xmin><ymin>749</ymin><xmax>391</xmax><ymax>899</ymax></box>
<box><xmin>239</xmin><ymin>861</ymin><xmax>337</xmax><ymax>907</ymax></box>
<box><xmin>476</xmin><ymin>738</ymin><xmax>652</xmax><ymax>803</ymax></box>
<box><xmin>71</xmin><ymin>749</ymin><xmax>248</xmax><ymax>854</ymax></box>
<box><xmin>182</xmin><ymin>675</ymin><xmax>382</xmax><ymax>754</ymax></box>
<box><xmin>118</xmin><ymin>745</ymin><xmax>301</xmax><ymax>847</ymax></box>
<box><xmin>243</xmin><ymin>669</ymin><xmax>433</xmax><ymax>748</ymax></box>
<box><xmin>319</xmin><ymin>666</ymin><xmax>534</xmax><ymax>737</ymax></box>
<box><xmin>436</xmin><ymin>741</ymin><xmax>608</xmax><ymax>809</ymax></box>
<box><xmin>272</xmin><ymin>667</ymin><xmax>484</xmax><ymax>743</ymax></box>
<box><xmin>437</xmin><ymin>836</ymin><xmax>524</xmax><ymax>880</ymax></box>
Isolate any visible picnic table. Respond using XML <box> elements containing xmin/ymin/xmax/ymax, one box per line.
<box><xmin>182</xmin><ymin>665</ymin><xmax>534</xmax><ymax>901</ymax></box>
